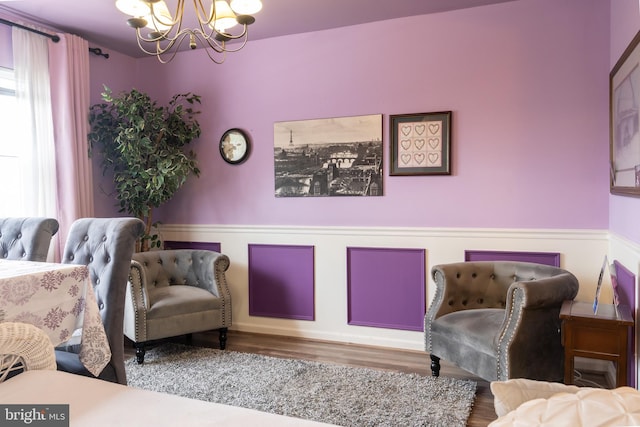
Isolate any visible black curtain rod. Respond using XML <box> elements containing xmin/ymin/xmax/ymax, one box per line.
<box><xmin>88</xmin><ymin>47</ymin><xmax>109</xmax><ymax>59</ymax></box>
<box><xmin>0</xmin><ymin>17</ymin><xmax>60</xmax><ymax>42</ymax></box>
<box><xmin>0</xmin><ymin>17</ymin><xmax>109</xmax><ymax>59</ymax></box>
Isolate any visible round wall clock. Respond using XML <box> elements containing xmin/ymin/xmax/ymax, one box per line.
<box><xmin>219</xmin><ymin>128</ymin><xmax>250</xmax><ymax>165</ymax></box>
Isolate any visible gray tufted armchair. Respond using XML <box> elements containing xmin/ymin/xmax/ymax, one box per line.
<box><xmin>425</xmin><ymin>261</ymin><xmax>579</xmax><ymax>382</ymax></box>
<box><xmin>124</xmin><ymin>249</ymin><xmax>232</xmax><ymax>364</ymax></box>
<box><xmin>55</xmin><ymin>217</ymin><xmax>145</xmax><ymax>385</ymax></box>
<box><xmin>0</xmin><ymin>217</ymin><xmax>59</xmax><ymax>262</ymax></box>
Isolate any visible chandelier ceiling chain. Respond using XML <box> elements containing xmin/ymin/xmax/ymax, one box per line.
<box><xmin>116</xmin><ymin>0</ymin><xmax>263</xmax><ymax>63</ymax></box>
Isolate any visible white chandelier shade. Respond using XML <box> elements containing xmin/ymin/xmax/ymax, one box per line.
<box><xmin>230</xmin><ymin>0</ymin><xmax>263</xmax><ymax>15</ymax></box>
<box><xmin>115</xmin><ymin>0</ymin><xmax>263</xmax><ymax>63</ymax></box>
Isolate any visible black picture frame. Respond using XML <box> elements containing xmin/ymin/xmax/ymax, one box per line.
<box><xmin>220</xmin><ymin>128</ymin><xmax>250</xmax><ymax>165</ymax></box>
<box><xmin>390</xmin><ymin>111</ymin><xmax>452</xmax><ymax>176</ymax></box>
<box><xmin>610</xmin><ymin>29</ymin><xmax>640</xmax><ymax>197</ymax></box>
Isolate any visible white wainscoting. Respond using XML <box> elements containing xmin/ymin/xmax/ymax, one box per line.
<box><xmin>159</xmin><ymin>224</ymin><xmax>610</xmax><ymax>351</ymax></box>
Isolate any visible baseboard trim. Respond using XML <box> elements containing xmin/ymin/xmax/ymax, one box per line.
<box><xmin>231</xmin><ymin>322</ymin><xmax>425</xmax><ymax>351</ymax></box>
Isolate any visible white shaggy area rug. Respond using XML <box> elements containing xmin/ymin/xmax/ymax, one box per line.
<box><xmin>125</xmin><ymin>343</ymin><xmax>476</xmax><ymax>427</ymax></box>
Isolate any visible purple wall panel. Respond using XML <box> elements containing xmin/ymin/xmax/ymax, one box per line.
<box><xmin>163</xmin><ymin>241</ymin><xmax>221</xmax><ymax>252</ymax></box>
<box><xmin>248</xmin><ymin>244</ymin><xmax>315</xmax><ymax>320</ymax></box>
<box><xmin>464</xmin><ymin>250</ymin><xmax>561</xmax><ymax>267</ymax></box>
<box><xmin>347</xmin><ymin>247</ymin><xmax>425</xmax><ymax>331</ymax></box>
<box><xmin>614</xmin><ymin>260</ymin><xmax>636</xmax><ymax>388</ymax></box>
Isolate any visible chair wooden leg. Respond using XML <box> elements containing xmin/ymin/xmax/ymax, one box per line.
<box><xmin>430</xmin><ymin>354</ymin><xmax>440</xmax><ymax>377</ymax></box>
<box><xmin>219</xmin><ymin>328</ymin><xmax>228</xmax><ymax>350</ymax></box>
<box><xmin>135</xmin><ymin>342</ymin><xmax>146</xmax><ymax>364</ymax></box>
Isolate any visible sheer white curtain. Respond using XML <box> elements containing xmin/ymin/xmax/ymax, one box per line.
<box><xmin>11</xmin><ymin>27</ymin><xmax>58</xmax><ymax>220</ymax></box>
<box><xmin>12</xmin><ymin>27</ymin><xmax>94</xmax><ymax>260</ymax></box>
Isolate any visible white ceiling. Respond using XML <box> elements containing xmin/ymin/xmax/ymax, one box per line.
<box><xmin>0</xmin><ymin>0</ymin><xmax>516</xmax><ymax>58</ymax></box>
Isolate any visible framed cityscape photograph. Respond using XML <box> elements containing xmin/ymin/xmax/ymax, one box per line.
<box><xmin>610</xmin><ymin>30</ymin><xmax>640</xmax><ymax>197</ymax></box>
<box><xmin>390</xmin><ymin>111</ymin><xmax>452</xmax><ymax>176</ymax></box>
<box><xmin>273</xmin><ymin>114</ymin><xmax>383</xmax><ymax>197</ymax></box>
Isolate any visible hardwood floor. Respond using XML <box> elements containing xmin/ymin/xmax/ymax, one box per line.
<box><xmin>126</xmin><ymin>330</ymin><xmax>497</xmax><ymax>426</ymax></box>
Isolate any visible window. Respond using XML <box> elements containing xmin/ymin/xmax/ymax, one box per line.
<box><xmin>0</xmin><ymin>67</ymin><xmax>28</xmax><ymax>216</ymax></box>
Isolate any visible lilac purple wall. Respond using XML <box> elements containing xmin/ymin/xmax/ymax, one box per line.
<box><xmin>89</xmin><ymin>0</ymin><xmax>610</xmax><ymax>231</ymax></box>
<box><xmin>610</xmin><ymin>1</ymin><xmax>640</xmax><ymax>244</ymax></box>
<box><xmin>88</xmin><ymin>47</ymin><xmax>137</xmax><ymax>216</ymax></box>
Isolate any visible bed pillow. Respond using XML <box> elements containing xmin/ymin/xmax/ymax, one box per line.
<box><xmin>490</xmin><ymin>378</ymin><xmax>580</xmax><ymax>417</ymax></box>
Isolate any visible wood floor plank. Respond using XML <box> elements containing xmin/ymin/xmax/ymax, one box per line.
<box><xmin>126</xmin><ymin>331</ymin><xmax>497</xmax><ymax>426</ymax></box>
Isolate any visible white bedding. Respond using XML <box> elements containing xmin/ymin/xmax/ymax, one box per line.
<box><xmin>0</xmin><ymin>370</ymin><xmax>338</xmax><ymax>427</ymax></box>
<box><xmin>489</xmin><ymin>386</ymin><xmax>640</xmax><ymax>427</ymax></box>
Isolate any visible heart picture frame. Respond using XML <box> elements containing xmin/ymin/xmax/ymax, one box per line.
<box><xmin>389</xmin><ymin>111</ymin><xmax>452</xmax><ymax>176</ymax></box>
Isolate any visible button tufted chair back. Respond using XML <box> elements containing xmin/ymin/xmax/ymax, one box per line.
<box><xmin>56</xmin><ymin>217</ymin><xmax>144</xmax><ymax>385</ymax></box>
<box><xmin>0</xmin><ymin>217</ymin><xmax>59</xmax><ymax>262</ymax></box>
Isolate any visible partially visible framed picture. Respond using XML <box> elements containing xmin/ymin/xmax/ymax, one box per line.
<box><xmin>390</xmin><ymin>111</ymin><xmax>451</xmax><ymax>176</ymax></box>
<box><xmin>610</xmin><ymin>30</ymin><xmax>640</xmax><ymax>197</ymax></box>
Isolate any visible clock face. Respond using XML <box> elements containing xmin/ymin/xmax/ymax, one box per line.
<box><xmin>220</xmin><ymin>128</ymin><xmax>250</xmax><ymax>164</ymax></box>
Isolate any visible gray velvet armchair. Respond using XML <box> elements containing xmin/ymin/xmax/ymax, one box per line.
<box><xmin>0</xmin><ymin>217</ymin><xmax>59</xmax><ymax>262</ymax></box>
<box><xmin>124</xmin><ymin>249</ymin><xmax>232</xmax><ymax>364</ymax></box>
<box><xmin>425</xmin><ymin>261</ymin><xmax>579</xmax><ymax>382</ymax></box>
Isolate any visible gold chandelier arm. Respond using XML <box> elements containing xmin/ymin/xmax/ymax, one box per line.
<box><xmin>194</xmin><ymin>0</ymin><xmax>216</xmax><ymax>26</ymax></box>
<box><xmin>202</xmin><ymin>46</ymin><xmax>227</xmax><ymax>64</ymax></box>
<box><xmin>196</xmin><ymin>20</ymin><xmax>249</xmax><ymax>43</ymax></box>
<box><xmin>135</xmin><ymin>27</ymin><xmax>184</xmax><ymax>56</ymax></box>
<box><xmin>136</xmin><ymin>33</ymin><xmax>184</xmax><ymax>64</ymax></box>
<box><xmin>148</xmin><ymin>0</ymin><xmax>183</xmax><ymax>28</ymax></box>
<box><xmin>203</xmin><ymin>32</ymin><xmax>249</xmax><ymax>53</ymax></box>
<box><xmin>135</xmin><ymin>27</ymin><xmax>240</xmax><ymax>63</ymax></box>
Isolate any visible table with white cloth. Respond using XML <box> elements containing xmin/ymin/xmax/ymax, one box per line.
<box><xmin>0</xmin><ymin>259</ymin><xmax>109</xmax><ymax>376</ymax></box>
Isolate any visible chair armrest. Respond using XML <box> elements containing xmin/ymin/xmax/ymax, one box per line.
<box><xmin>186</xmin><ymin>250</ymin><xmax>232</xmax><ymax>328</ymax></box>
<box><xmin>496</xmin><ymin>272</ymin><xmax>579</xmax><ymax>380</ymax></box>
<box><xmin>124</xmin><ymin>259</ymin><xmax>151</xmax><ymax>342</ymax></box>
<box><xmin>190</xmin><ymin>251</ymin><xmax>231</xmax><ymax>299</ymax></box>
<box><xmin>509</xmin><ymin>273</ymin><xmax>579</xmax><ymax>309</ymax></box>
<box><xmin>128</xmin><ymin>259</ymin><xmax>151</xmax><ymax>310</ymax></box>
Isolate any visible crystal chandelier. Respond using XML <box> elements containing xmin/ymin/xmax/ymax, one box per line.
<box><xmin>115</xmin><ymin>0</ymin><xmax>263</xmax><ymax>63</ymax></box>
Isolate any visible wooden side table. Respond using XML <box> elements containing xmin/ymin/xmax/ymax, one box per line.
<box><xmin>560</xmin><ymin>300</ymin><xmax>634</xmax><ymax>387</ymax></box>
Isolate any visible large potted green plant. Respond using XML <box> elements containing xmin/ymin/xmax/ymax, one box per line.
<box><xmin>88</xmin><ymin>86</ymin><xmax>201</xmax><ymax>251</ymax></box>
